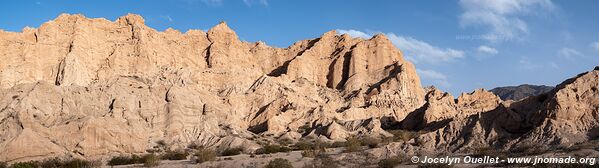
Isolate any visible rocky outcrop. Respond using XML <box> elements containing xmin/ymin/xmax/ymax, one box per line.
<box><xmin>0</xmin><ymin>14</ymin><xmax>597</xmax><ymax>164</ymax></box>
<box><xmin>0</xmin><ymin>14</ymin><xmax>426</xmax><ymax>162</ymax></box>
<box><xmin>490</xmin><ymin>84</ymin><xmax>554</xmax><ymax>100</ymax></box>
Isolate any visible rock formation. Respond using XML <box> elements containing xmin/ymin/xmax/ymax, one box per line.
<box><xmin>0</xmin><ymin>14</ymin><xmax>597</xmax><ymax>164</ymax></box>
<box><xmin>490</xmin><ymin>84</ymin><xmax>554</xmax><ymax>100</ymax></box>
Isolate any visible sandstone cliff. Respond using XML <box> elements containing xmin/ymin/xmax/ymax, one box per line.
<box><xmin>0</xmin><ymin>14</ymin><xmax>597</xmax><ymax>164</ymax></box>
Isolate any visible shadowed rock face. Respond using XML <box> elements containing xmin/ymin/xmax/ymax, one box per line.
<box><xmin>490</xmin><ymin>84</ymin><xmax>554</xmax><ymax>100</ymax></box>
<box><xmin>0</xmin><ymin>14</ymin><xmax>597</xmax><ymax>163</ymax></box>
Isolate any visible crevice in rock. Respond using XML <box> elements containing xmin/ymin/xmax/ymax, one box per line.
<box><xmin>336</xmin><ymin>47</ymin><xmax>354</xmax><ymax>90</ymax></box>
<box><xmin>204</xmin><ymin>44</ymin><xmax>212</xmax><ymax>68</ymax></box>
<box><xmin>55</xmin><ymin>58</ymin><xmax>66</xmax><ymax>86</ymax></box>
<box><xmin>108</xmin><ymin>98</ymin><xmax>115</xmax><ymax>112</ymax></box>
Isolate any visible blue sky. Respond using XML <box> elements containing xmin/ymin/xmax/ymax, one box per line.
<box><xmin>1</xmin><ymin>0</ymin><xmax>598</xmax><ymax>95</ymax></box>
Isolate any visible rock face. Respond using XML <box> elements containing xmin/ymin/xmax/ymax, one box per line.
<box><xmin>490</xmin><ymin>84</ymin><xmax>554</xmax><ymax>100</ymax></box>
<box><xmin>0</xmin><ymin>14</ymin><xmax>426</xmax><ymax>162</ymax></box>
<box><xmin>0</xmin><ymin>14</ymin><xmax>597</xmax><ymax>163</ymax></box>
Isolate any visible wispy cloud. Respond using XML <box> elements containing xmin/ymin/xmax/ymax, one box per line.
<box><xmin>336</xmin><ymin>29</ymin><xmax>371</xmax><ymax>39</ymax></box>
<box><xmin>200</xmin><ymin>0</ymin><xmax>223</xmax><ymax>6</ymax></box>
<box><xmin>388</xmin><ymin>34</ymin><xmax>465</xmax><ymax>64</ymax></box>
<box><xmin>417</xmin><ymin>69</ymin><xmax>450</xmax><ymax>87</ymax></box>
<box><xmin>477</xmin><ymin>45</ymin><xmax>498</xmax><ymax>55</ymax></box>
<box><xmin>519</xmin><ymin>56</ymin><xmax>543</xmax><ymax>70</ymax></box>
<box><xmin>459</xmin><ymin>0</ymin><xmax>555</xmax><ymax>42</ymax></box>
<box><xmin>336</xmin><ymin>29</ymin><xmax>465</xmax><ymax>64</ymax></box>
<box><xmin>243</xmin><ymin>0</ymin><xmax>268</xmax><ymax>7</ymax></box>
<box><xmin>160</xmin><ymin>15</ymin><xmax>173</xmax><ymax>22</ymax></box>
<box><xmin>591</xmin><ymin>42</ymin><xmax>599</xmax><ymax>52</ymax></box>
<box><xmin>558</xmin><ymin>47</ymin><xmax>582</xmax><ymax>60</ymax></box>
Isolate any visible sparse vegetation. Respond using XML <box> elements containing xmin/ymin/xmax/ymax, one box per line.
<box><xmin>108</xmin><ymin>155</ymin><xmax>142</xmax><ymax>166</ymax></box>
<box><xmin>143</xmin><ymin>154</ymin><xmax>161</xmax><ymax>167</ymax></box>
<box><xmin>360</xmin><ymin>137</ymin><xmax>381</xmax><ymax>148</ymax></box>
<box><xmin>298</xmin><ymin>124</ymin><xmax>311</xmax><ymax>134</ymax></box>
<box><xmin>295</xmin><ymin>140</ymin><xmax>327</xmax><ymax>158</ymax></box>
<box><xmin>344</xmin><ymin>136</ymin><xmax>362</xmax><ymax>152</ymax></box>
<box><xmin>8</xmin><ymin>162</ymin><xmax>38</xmax><ymax>168</ymax></box>
<box><xmin>278</xmin><ymin>138</ymin><xmax>294</xmax><ymax>146</ymax></box>
<box><xmin>302</xmin><ymin>155</ymin><xmax>339</xmax><ymax>168</ymax></box>
<box><xmin>256</xmin><ymin>144</ymin><xmax>292</xmax><ymax>154</ymax></box>
<box><xmin>194</xmin><ymin>148</ymin><xmax>217</xmax><ymax>163</ymax></box>
<box><xmin>161</xmin><ymin>150</ymin><xmax>189</xmax><ymax>160</ymax></box>
<box><xmin>265</xmin><ymin>158</ymin><xmax>293</xmax><ymax>168</ymax></box>
<box><xmin>330</xmin><ymin>141</ymin><xmax>347</xmax><ymax>148</ymax></box>
<box><xmin>7</xmin><ymin>158</ymin><xmax>99</xmax><ymax>168</ymax></box>
<box><xmin>220</xmin><ymin>147</ymin><xmax>243</xmax><ymax>156</ymax></box>
<box><xmin>301</xmin><ymin>149</ymin><xmax>321</xmax><ymax>158</ymax></box>
<box><xmin>377</xmin><ymin>156</ymin><xmax>405</xmax><ymax>168</ymax></box>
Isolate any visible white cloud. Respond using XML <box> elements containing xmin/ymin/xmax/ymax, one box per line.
<box><xmin>558</xmin><ymin>47</ymin><xmax>582</xmax><ymax>60</ymax></box>
<box><xmin>477</xmin><ymin>45</ymin><xmax>498</xmax><ymax>55</ymax></box>
<box><xmin>388</xmin><ymin>34</ymin><xmax>465</xmax><ymax>64</ymax></box>
<box><xmin>591</xmin><ymin>42</ymin><xmax>599</xmax><ymax>51</ymax></box>
<box><xmin>459</xmin><ymin>0</ymin><xmax>554</xmax><ymax>42</ymax></box>
<box><xmin>337</xmin><ymin>29</ymin><xmax>465</xmax><ymax>64</ymax></box>
<box><xmin>417</xmin><ymin>69</ymin><xmax>447</xmax><ymax>80</ymax></box>
<box><xmin>417</xmin><ymin>69</ymin><xmax>450</xmax><ymax>87</ymax></box>
<box><xmin>336</xmin><ymin>29</ymin><xmax>372</xmax><ymax>39</ymax></box>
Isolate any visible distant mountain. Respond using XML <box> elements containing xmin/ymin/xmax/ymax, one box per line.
<box><xmin>490</xmin><ymin>84</ymin><xmax>554</xmax><ymax>100</ymax></box>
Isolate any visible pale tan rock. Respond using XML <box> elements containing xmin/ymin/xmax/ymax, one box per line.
<box><xmin>0</xmin><ymin>14</ymin><xmax>596</xmax><ymax>164</ymax></box>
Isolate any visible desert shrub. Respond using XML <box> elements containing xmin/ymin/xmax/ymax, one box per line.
<box><xmin>293</xmin><ymin>141</ymin><xmax>312</xmax><ymax>151</ymax></box>
<box><xmin>108</xmin><ymin>155</ymin><xmax>139</xmax><ymax>166</ymax></box>
<box><xmin>25</xmin><ymin>158</ymin><xmax>98</xmax><ymax>168</ymax></box>
<box><xmin>220</xmin><ymin>147</ymin><xmax>243</xmax><ymax>156</ymax></box>
<box><xmin>187</xmin><ymin>142</ymin><xmax>204</xmax><ymax>150</ymax></box>
<box><xmin>301</xmin><ymin>149</ymin><xmax>320</xmax><ymax>158</ymax></box>
<box><xmin>302</xmin><ymin>155</ymin><xmax>339</xmax><ymax>168</ymax></box>
<box><xmin>161</xmin><ymin>150</ymin><xmax>188</xmax><ymax>160</ymax></box>
<box><xmin>360</xmin><ymin>137</ymin><xmax>381</xmax><ymax>148</ymax></box>
<box><xmin>143</xmin><ymin>154</ymin><xmax>161</xmax><ymax>167</ymax></box>
<box><xmin>344</xmin><ymin>137</ymin><xmax>361</xmax><ymax>152</ymax></box>
<box><xmin>107</xmin><ymin>154</ymin><xmax>158</xmax><ymax>166</ymax></box>
<box><xmin>299</xmin><ymin>140</ymin><xmax>328</xmax><ymax>158</ymax></box>
<box><xmin>256</xmin><ymin>144</ymin><xmax>291</xmax><ymax>154</ymax></box>
<box><xmin>59</xmin><ymin>158</ymin><xmax>96</xmax><ymax>168</ymax></box>
<box><xmin>194</xmin><ymin>148</ymin><xmax>217</xmax><ymax>163</ymax></box>
<box><xmin>293</xmin><ymin>140</ymin><xmax>329</xmax><ymax>151</ymax></box>
<box><xmin>330</xmin><ymin>141</ymin><xmax>347</xmax><ymax>148</ymax></box>
<box><xmin>8</xmin><ymin>161</ymin><xmax>41</xmax><ymax>168</ymax></box>
<box><xmin>377</xmin><ymin>156</ymin><xmax>404</xmax><ymax>168</ymax></box>
<box><xmin>278</xmin><ymin>138</ymin><xmax>294</xmax><ymax>146</ymax></box>
<box><xmin>298</xmin><ymin>124</ymin><xmax>311</xmax><ymax>134</ymax></box>
<box><xmin>265</xmin><ymin>158</ymin><xmax>293</xmax><ymax>168</ymax></box>
<box><xmin>0</xmin><ymin>162</ymin><xmax>6</xmax><ymax>168</ymax></box>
